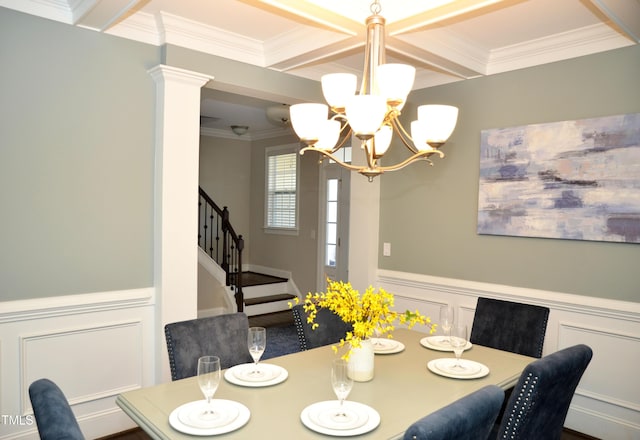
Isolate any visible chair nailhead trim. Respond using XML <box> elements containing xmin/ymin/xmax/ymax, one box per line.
<box><xmin>502</xmin><ymin>372</ymin><xmax>538</xmax><ymax>439</ymax></box>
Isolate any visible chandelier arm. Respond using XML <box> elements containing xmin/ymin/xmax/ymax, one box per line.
<box><xmin>363</xmin><ymin>139</ymin><xmax>377</xmax><ymax>170</ymax></box>
<box><xmin>390</xmin><ymin>117</ymin><xmax>420</xmax><ymax>154</ymax></box>
<box><xmin>299</xmin><ymin>146</ymin><xmax>365</xmax><ymax>172</ymax></box>
<box><xmin>375</xmin><ymin>150</ymin><xmax>444</xmax><ymax>174</ymax></box>
<box><xmin>329</xmin><ymin>127</ymin><xmax>353</xmax><ymax>154</ymax></box>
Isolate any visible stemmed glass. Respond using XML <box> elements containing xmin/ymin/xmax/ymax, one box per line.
<box><xmin>450</xmin><ymin>324</ymin><xmax>468</xmax><ymax>370</ymax></box>
<box><xmin>197</xmin><ymin>355</ymin><xmax>221</xmax><ymax>421</ymax></box>
<box><xmin>439</xmin><ymin>304</ymin><xmax>455</xmax><ymax>344</ymax></box>
<box><xmin>372</xmin><ymin>322</ymin><xmax>384</xmax><ymax>348</ymax></box>
<box><xmin>331</xmin><ymin>359</ymin><xmax>354</xmax><ymax>421</ymax></box>
<box><xmin>247</xmin><ymin>326</ymin><xmax>266</xmax><ymax>377</ymax></box>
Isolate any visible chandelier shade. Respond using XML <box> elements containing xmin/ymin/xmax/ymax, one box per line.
<box><xmin>292</xmin><ymin>0</ymin><xmax>459</xmax><ymax>181</ymax></box>
<box><xmin>345</xmin><ymin>95</ymin><xmax>387</xmax><ymax>138</ymax></box>
<box><xmin>417</xmin><ymin>105</ymin><xmax>459</xmax><ymax>146</ymax></box>
<box><xmin>289</xmin><ymin>103</ymin><xmax>328</xmax><ymax>142</ymax></box>
<box><xmin>376</xmin><ymin>63</ymin><xmax>415</xmax><ymax>109</ymax></box>
<box><xmin>321</xmin><ymin>73</ymin><xmax>357</xmax><ymax>111</ymax></box>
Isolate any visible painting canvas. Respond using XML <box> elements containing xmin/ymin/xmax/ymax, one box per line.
<box><xmin>478</xmin><ymin>113</ymin><xmax>640</xmax><ymax>243</ymax></box>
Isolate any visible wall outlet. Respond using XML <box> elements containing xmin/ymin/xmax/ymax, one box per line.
<box><xmin>383</xmin><ymin>242</ymin><xmax>391</xmax><ymax>257</ymax></box>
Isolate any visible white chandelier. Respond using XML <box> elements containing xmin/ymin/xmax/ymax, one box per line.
<box><xmin>289</xmin><ymin>0</ymin><xmax>459</xmax><ymax>181</ymax></box>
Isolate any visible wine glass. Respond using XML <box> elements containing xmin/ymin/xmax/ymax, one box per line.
<box><xmin>372</xmin><ymin>321</ymin><xmax>384</xmax><ymax>348</ymax></box>
<box><xmin>450</xmin><ymin>324</ymin><xmax>468</xmax><ymax>370</ymax></box>
<box><xmin>439</xmin><ymin>304</ymin><xmax>455</xmax><ymax>344</ymax></box>
<box><xmin>331</xmin><ymin>359</ymin><xmax>354</xmax><ymax>420</ymax></box>
<box><xmin>247</xmin><ymin>327</ymin><xmax>266</xmax><ymax>377</ymax></box>
<box><xmin>197</xmin><ymin>355</ymin><xmax>221</xmax><ymax>421</ymax></box>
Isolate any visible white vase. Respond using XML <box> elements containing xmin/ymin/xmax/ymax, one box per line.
<box><xmin>348</xmin><ymin>338</ymin><xmax>374</xmax><ymax>382</ymax></box>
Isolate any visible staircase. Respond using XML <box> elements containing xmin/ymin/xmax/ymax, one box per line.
<box><xmin>240</xmin><ymin>272</ymin><xmax>296</xmax><ymax>327</ymax></box>
<box><xmin>198</xmin><ymin>187</ymin><xmax>298</xmax><ymax>321</ymax></box>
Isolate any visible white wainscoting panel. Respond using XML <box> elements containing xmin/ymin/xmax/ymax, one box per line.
<box><xmin>377</xmin><ymin>269</ymin><xmax>640</xmax><ymax>440</ymax></box>
<box><xmin>0</xmin><ymin>288</ymin><xmax>155</xmax><ymax>440</ymax></box>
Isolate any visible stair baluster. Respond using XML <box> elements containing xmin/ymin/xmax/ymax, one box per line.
<box><xmin>198</xmin><ymin>187</ymin><xmax>244</xmax><ymax>311</ymax></box>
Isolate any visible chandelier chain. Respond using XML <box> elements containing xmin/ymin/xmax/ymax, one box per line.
<box><xmin>370</xmin><ymin>0</ymin><xmax>382</xmax><ymax>15</ymax></box>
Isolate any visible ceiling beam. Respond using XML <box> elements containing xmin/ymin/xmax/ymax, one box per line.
<box><xmin>238</xmin><ymin>0</ymin><xmax>361</xmax><ymax>35</ymax></box>
<box><xmin>386</xmin><ymin>36</ymin><xmax>484</xmax><ymax>79</ymax></box>
<box><xmin>587</xmin><ymin>0</ymin><xmax>640</xmax><ymax>42</ymax></box>
<box><xmin>387</xmin><ymin>0</ymin><xmax>506</xmax><ymax>36</ymax></box>
<box><xmin>266</xmin><ymin>33</ymin><xmax>365</xmax><ymax>72</ymax></box>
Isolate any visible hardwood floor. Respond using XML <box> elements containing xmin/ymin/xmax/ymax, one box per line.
<box><xmin>97</xmin><ymin>428</ymin><xmax>151</xmax><ymax>440</ymax></box>
<box><xmin>102</xmin><ymin>426</ymin><xmax>600</xmax><ymax>439</ymax></box>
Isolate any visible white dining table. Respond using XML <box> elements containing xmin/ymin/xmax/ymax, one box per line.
<box><xmin>116</xmin><ymin>328</ymin><xmax>533</xmax><ymax>439</ymax></box>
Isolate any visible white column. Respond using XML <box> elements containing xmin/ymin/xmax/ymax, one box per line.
<box><xmin>149</xmin><ymin>65</ymin><xmax>212</xmax><ymax>383</ymax></box>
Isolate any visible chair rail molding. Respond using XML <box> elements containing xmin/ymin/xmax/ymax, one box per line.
<box><xmin>0</xmin><ymin>288</ymin><xmax>154</xmax><ymax>323</ymax></box>
<box><xmin>376</xmin><ymin>269</ymin><xmax>640</xmax><ymax>440</ymax></box>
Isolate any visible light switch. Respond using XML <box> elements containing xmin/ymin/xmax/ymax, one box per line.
<box><xmin>383</xmin><ymin>242</ymin><xmax>391</xmax><ymax>257</ymax></box>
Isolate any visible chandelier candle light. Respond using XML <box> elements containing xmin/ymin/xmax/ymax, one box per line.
<box><xmin>290</xmin><ymin>0</ymin><xmax>459</xmax><ymax>181</ymax></box>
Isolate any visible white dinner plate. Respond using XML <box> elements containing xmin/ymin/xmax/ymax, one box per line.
<box><xmin>434</xmin><ymin>358</ymin><xmax>482</xmax><ymax>376</ymax></box>
<box><xmin>371</xmin><ymin>338</ymin><xmax>405</xmax><ymax>354</ymax></box>
<box><xmin>420</xmin><ymin>336</ymin><xmax>473</xmax><ymax>352</ymax></box>
<box><xmin>169</xmin><ymin>399</ymin><xmax>250</xmax><ymax>436</ymax></box>
<box><xmin>301</xmin><ymin>400</ymin><xmax>380</xmax><ymax>436</ymax></box>
<box><xmin>224</xmin><ymin>363</ymin><xmax>288</xmax><ymax>387</ymax></box>
<box><xmin>427</xmin><ymin>358</ymin><xmax>489</xmax><ymax>379</ymax></box>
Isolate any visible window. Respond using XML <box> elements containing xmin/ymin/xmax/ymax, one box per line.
<box><xmin>265</xmin><ymin>145</ymin><xmax>299</xmax><ymax>233</ymax></box>
<box><xmin>329</xmin><ymin>144</ymin><xmax>352</xmax><ymax>164</ymax></box>
<box><xmin>325</xmin><ymin>178</ymin><xmax>339</xmax><ymax>267</ymax></box>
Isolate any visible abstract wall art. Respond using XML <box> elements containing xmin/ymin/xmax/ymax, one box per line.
<box><xmin>477</xmin><ymin>113</ymin><xmax>640</xmax><ymax>243</ymax></box>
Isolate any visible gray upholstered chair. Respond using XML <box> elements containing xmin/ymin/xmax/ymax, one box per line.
<box><xmin>164</xmin><ymin>313</ymin><xmax>253</xmax><ymax>380</ymax></box>
<box><xmin>29</xmin><ymin>378</ymin><xmax>85</xmax><ymax>440</ymax></box>
<box><xmin>495</xmin><ymin>344</ymin><xmax>593</xmax><ymax>440</ymax></box>
<box><xmin>403</xmin><ymin>385</ymin><xmax>504</xmax><ymax>440</ymax></box>
<box><xmin>292</xmin><ymin>304</ymin><xmax>352</xmax><ymax>350</ymax></box>
<box><xmin>470</xmin><ymin>297</ymin><xmax>550</xmax><ymax>358</ymax></box>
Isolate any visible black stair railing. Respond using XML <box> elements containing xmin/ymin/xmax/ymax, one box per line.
<box><xmin>198</xmin><ymin>187</ymin><xmax>244</xmax><ymax>312</ymax></box>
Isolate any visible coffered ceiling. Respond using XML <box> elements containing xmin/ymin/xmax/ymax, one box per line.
<box><xmin>3</xmin><ymin>0</ymin><xmax>638</xmax><ymax>138</ymax></box>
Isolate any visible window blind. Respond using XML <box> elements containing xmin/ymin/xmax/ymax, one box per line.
<box><xmin>266</xmin><ymin>151</ymin><xmax>297</xmax><ymax>229</ymax></box>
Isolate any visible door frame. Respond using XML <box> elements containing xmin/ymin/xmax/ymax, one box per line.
<box><xmin>316</xmin><ymin>161</ymin><xmax>351</xmax><ymax>290</ymax></box>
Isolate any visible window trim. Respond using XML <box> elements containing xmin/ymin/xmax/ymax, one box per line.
<box><xmin>264</xmin><ymin>144</ymin><xmax>300</xmax><ymax>235</ymax></box>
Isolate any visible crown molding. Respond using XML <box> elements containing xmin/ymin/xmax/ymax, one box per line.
<box><xmin>200</xmin><ymin>126</ymin><xmax>292</xmax><ymax>141</ymax></box>
<box><xmin>0</xmin><ymin>0</ymin><xmax>73</xmax><ymax>23</ymax></box>
<box><xmin>157</xmin><ymin>11</ymin><xmax>264</xmax><ymax>66</ymax></box>
<box><xmin>397</xmin><ymin>29</ymin><xmax>489</xmax><ymax>77</ymax></box>
<box><xmin>103</xmin><ymin>10</ymin><xmax>267</xmax><ymax>65</ymax></box>
<box><xmin>487</xmin><ymin>23</ymin><xmax>633</xmax><ymax>75</ymax></box>
<box><xmin>102</xmin><ymin>10</ymin><xmax>160</xmax><ymax>45</ymax></box>
<box><xmin>263</xmin><ymin>25</ymin><xmax>350</xmax><ymax>68</ymax></box>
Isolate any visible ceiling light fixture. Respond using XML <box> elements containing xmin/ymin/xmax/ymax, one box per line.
<box><xmin>230</xmin><ymin>125</ymin><xmax>249</xmax><ymax>136</ymax></box>
<box><xmin>289</xmin><ymin>0</ymin><xmax>458</xmax><ymax>181</ymax></box>
<box><xmin>266</xmin><ymin>105</ymin><xmax>291</xmax><ymax>126</ymax></box>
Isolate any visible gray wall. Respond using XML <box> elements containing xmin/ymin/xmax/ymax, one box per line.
<box><xmin>1</xmin><ymin>8</ymin><xmax>159</xmax><ymax>301</ymax></box>
<box><xmin>379</xmin><ymin>45</ymin><xmax>640</xmax><ymax>301</ymax></box>
<box><xmin>249</xmin><ymin>134</ymin><xmax>320</xmax><ymax>295</ymax></box>
<box><xmin>199</xmin><ymin>135</ymin><xmax>253</xmax><ymax>257</ymax></box>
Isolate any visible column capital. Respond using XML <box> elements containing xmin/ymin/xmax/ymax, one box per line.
<box><xmin>148</xmin><ymin>64</ymin><xmax>213</xmax><ymax>87</ymax></box>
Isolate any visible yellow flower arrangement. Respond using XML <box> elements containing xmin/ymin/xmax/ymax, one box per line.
<box><xmin>291</xmin><ymin>278</ymin><xmax>436</xmax><ymax>359</ymax></box>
